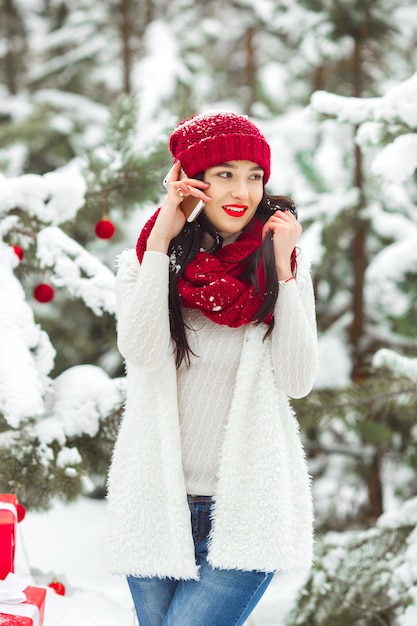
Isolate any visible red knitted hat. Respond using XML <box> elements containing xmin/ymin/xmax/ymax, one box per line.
<box><xmin>169</xmin><ymin>111</ymin><xmax>271</xmax><ymax>183</ymax></box>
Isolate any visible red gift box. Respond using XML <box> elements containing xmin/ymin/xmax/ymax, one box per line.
<box><xmin>0</xmin><ymin>496</ymin><xmax>17</xmax><ymax>580</ymax></box>
<box><xmin>0</xmin><ymin>577</ymin><xmax>46</xmax><ymax>626</ymax></box>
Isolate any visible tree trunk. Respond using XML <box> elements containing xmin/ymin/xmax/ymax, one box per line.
<box><xmin>119</xmin><ymin>0</ymin><xmax>133</xmax><ymax>94</ymax></box>
<box><xmin>313</xmin><ymin>65</ymin><xmax>326</xmax><ymax>92</ymax></box>
<box><xmin>242</xmin><ymin>26</ymin><xmax>257</xmax><ymax>114</ymax></box>
<box><xmin>3</xmin><ymin>0</ymin><xmax>19</xmax><ymax>94</ymax></box>
<box><xmin>349</xmin><ymin>34</ymin><xmax>368</xmax><ymax>382</ymax></box>
<box><xmin>350</xmin><ymin>32</ymin><xmax>383</xmax><ymax>518</ymax></box>
<box><xmin>366</xmin><ymin>451</ymin><xmax>384</xmax><ymax>520</ymax></box>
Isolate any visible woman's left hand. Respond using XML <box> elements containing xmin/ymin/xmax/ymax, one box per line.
<box><xmin>262</xmin><ymin>210</ymin><xmax>302</xmax><ymax>281</ymax></box>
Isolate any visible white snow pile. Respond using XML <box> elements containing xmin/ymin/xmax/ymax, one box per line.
<box><xmin>37</xmin><ymin>365</ymin><xmax>126</xmax><ymax>446</ymax></box>
<box><xmin>310</xmin><ymin>71</ymin><xmax>417</xmax><ymax>183</ymax></box>
<box><xmin>0</xmin><ymin>242</ymin><xmax>55</xmax><ymax>427</ymax></box>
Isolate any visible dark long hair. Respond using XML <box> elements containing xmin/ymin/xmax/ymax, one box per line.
<box><xmin>168</xmin><ymin>182</ymin><xmax>298</xmax><ymax>368</ymax></box>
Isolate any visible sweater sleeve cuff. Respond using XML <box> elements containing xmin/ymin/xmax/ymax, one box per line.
<box><xmin>141</xmin><ymin>250</ymin><xmax>169</xmax><ymax>274</ymax></box>
<box><xmin>275</xmin><ymin>277</ymin><xmax>298</xmax><ymax>310</ymax></box>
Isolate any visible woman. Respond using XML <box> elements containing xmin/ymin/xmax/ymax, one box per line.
<box><xmin>107</xmin><ymin>111</ymin><xmax>319</xmax><ymax>625</ymax></box>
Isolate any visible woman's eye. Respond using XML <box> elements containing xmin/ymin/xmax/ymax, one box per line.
<box><xmin>214</xmin><ymin>170</ymin><xmax>263</xmax><ymax>180</ymax></box>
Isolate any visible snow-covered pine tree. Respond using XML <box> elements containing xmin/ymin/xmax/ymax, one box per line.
<box><xmin>293</xmin><ymin>0</ymin><xmax>416</xmax><ymax>380</ymax></box>
<box><xmin>295</xmin><ymin>71</ymin><xmax>417</xmax><ymax>528</ymax></box>
<box><xmin>310</xmin><ymin>72</ymin><xmax>417</xmax><ymax>354</ymax></box>
<box><xmin>285</xmin><ymin>515</ymin><xmax>415</xmax><ymax>625</ymax></box>
<box><xmin>0</xmin><ymin>169</ymin><xmax>122</xmax><ymax>509</ymax></box>
<box><xmin>0</xmin><ymin>95</ymin><xmax>169</xmax><ymax>509</ymax></box>
<box><xmin>41</xmin><ymin>94</ymin><xmax>168</xmax><ymax>380</ymax></box>
<box><xmin>286</xmin><ymin>353</ymin><xmax>417</xmax><ymax>626</ymax></box>
<box><xmin>280</xmin><ymin>0</ymin><xmax>417</xmax><ymax>522</ymax></box>
<box><xmin>294</xmin><ymin>363</ymin><xmax>417</xmax><ymax>530</ymax></box>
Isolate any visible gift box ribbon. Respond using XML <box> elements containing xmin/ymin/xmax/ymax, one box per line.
<box><xmin>0</xmin><ymin>503</ymin><xmax>17</xmax><ymax>522</ymax></box>
<box><xmin>0</xmin><ymin>573</ymin><xmax>40</xmax><ymax>626</ymax></box>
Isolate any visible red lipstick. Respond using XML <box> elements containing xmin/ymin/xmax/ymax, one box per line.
<box><xmin>222</xmin><ymin>204</ymin><xmax>248</xmax><ymax>217</ymax></box>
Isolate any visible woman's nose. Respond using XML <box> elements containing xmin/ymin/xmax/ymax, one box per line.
<box><xmin>231</xmin><ymin>181</ymin><xmax>249</xmax><ymax>200</ymax></box>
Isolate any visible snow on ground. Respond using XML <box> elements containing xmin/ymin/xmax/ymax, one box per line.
<box><xmin>13</xmin><ymin>496</ymin><xmax>305</xmax><ymax>625</ymax></box>
<box><xmin>15</xmin><ymin>497</ymin><xmax>132</xmax><ymax>625</ymax></box>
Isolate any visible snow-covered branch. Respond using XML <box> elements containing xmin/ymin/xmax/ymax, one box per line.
<box><xmin>373</xmin><ymin>348</ymin><xmax>417</xmax><ymax>382</ymax></box>
<box><xmin>37</xmin><ymin>226</ymin><xmax>116</xmax><ymax>316</ymax></box>
<box><xmin>0</xmin><ymin>169</ymin><xmax>86</xmax><ymax>224</ymax></box>
<box><xmin>310</xmin><ymin>72</ymin><xmax>417</xmax><ymax>183</ymax></box>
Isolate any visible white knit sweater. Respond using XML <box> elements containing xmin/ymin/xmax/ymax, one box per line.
<box><xmin>178</xmin><ymin>309</ymin><xmax>245</xmax><ymax>495</ymax></box>
<box><xmin>107</xmin><ymin>247</ymin><xmax>319</xmax><ymax>579</ymax></box>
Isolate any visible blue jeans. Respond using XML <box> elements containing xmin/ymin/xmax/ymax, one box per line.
<box><xmin>127</xmin><ymin>495</ymin><xmax>274</xmax><ymax>625</ymax></box>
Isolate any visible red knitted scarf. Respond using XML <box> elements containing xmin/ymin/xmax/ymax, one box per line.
<box><xmin>136</xmin><ymin>210</ymin><xmax>295</xmax><ymax>328</ymax></box>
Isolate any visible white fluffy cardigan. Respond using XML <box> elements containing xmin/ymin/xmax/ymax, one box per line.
<box><xmin>107</xmin><ymin>247</ymin><xmax>319</xmax><ymax>580</ymax></box>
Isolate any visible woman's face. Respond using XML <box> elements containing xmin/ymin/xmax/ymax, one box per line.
<box><xmin>202</xmin><ymin>160</ymin><xmax>264</xmax><ymax>233</ymax></box>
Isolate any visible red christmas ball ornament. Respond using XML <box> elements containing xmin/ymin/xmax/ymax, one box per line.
<box><xmin>95</xmin><ymin>218</ymin><xmax>116</xmax><ymax>239</ymax></box>
<box><xmin>13</xmin><ymin>245</ymin><xmax>24</xmax><ymax>261</ymax></box>
<box><xmin>16</xmin><ymin>503</ymin><xmax>26</xmax><ymax>523</ymax></box>
<box><xmin>33</xmin><ymin>283</ymin><xmax>55</xmax><ymax>303</ymax></box>
<box><xmin>48</xmin><ymin>579</ymin><xmax>66</xmax><ymax>596</ymax></box>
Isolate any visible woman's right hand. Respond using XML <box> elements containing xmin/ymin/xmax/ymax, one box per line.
<box><xmin>146</xmin><ymin>161</ymin><xmax>210</xmax><ymax>254</ymax></box>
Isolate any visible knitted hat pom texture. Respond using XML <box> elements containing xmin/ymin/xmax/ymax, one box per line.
<box><xmin>169</xmin><ymin>111</ymin><xmax>271</xmax><ymax>183</ymax></box>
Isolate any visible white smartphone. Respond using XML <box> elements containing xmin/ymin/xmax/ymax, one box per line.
<box><xmin>163</xmin><ymin>166</ymin><xmax>205</xmax><ymax>222</ymax></box>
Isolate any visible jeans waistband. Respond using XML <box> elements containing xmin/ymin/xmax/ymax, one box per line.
<box><xmin>187</xmin><ymin>494</ymin><xmax>213</xmax><ymax>504</ymax></box>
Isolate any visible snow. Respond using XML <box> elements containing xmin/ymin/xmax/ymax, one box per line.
<box><xmin>310</xmin><ymin>71</ymin><xmax>417</xmax><ymax>186</ymax></box>
<box><xmin>133</xmin><ymin>20</ymin><xmax>189</xmax><ymax>138</ymax></box>
<box><xmin>372</xmin><ymin>133</ymin><xmax>417</xmax><ymax>183</ymax></box>
<box><xmin>310</xmin><ymin>91</ymin><xmax>376</xmax><ymax>125</ymax></box>
<box><xmin>0</xmin><ymin>86</ymin><xmax>32</xmax><ymax>121</ymax></box>
<box><xmin>37</xmin><ymin>227</ymin><xmax>116</xmax><ymax>316</ymax></box>
<box><xmin>377</xmin><ymin>72</ymin><xmax>417</xmax><ymax>127</ymax></box>
<box><xmin>0</xmin><ymin>334</ymin><xmax>45</xmax><ymax>427</ymax></box>
<box><xmin>315</xmin><ymin>332</ymin><xmax>351</xmax><ymax>388</ymax></box>
<box><xmin>366</xmin><ymin>233</ymin><xmax>417</xmax><ymax>317</ymax></box>
<box><xmin>0</xmin><ymin>243</ymin><xmax>55</xmax><ymax>427</ymax></box>
<box><xmin>32</xmin><ymin>90</ymin><xmax>108</xmax><ymax>134</ymax></box>
<box><xmin>13</xmin><ymin>498</ymin><xmax>133</xmax><ymax>626</ymax></box>
<box><xmin>373</xmin><ymin>348</ymin><xmax>417</xmax><ymax>382</ymax></box>
<box><xmin>11</xmin><ymin>497</ymin><xmax>305</xmax><ymax>626</ymax></box>
<box><xmin>311</xmin><ymin>71</ymin><xmax>417</xmax><ymax>128</ymax></box>
<box><xmin>37</xmin><ymin>365</ymin><xmax>126</xmax><ymax>445</ymax></box>
<box><xmin>0</xmin><ymin>171</ymin><xmax>86</xmax><ymax>225</ymax></box>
